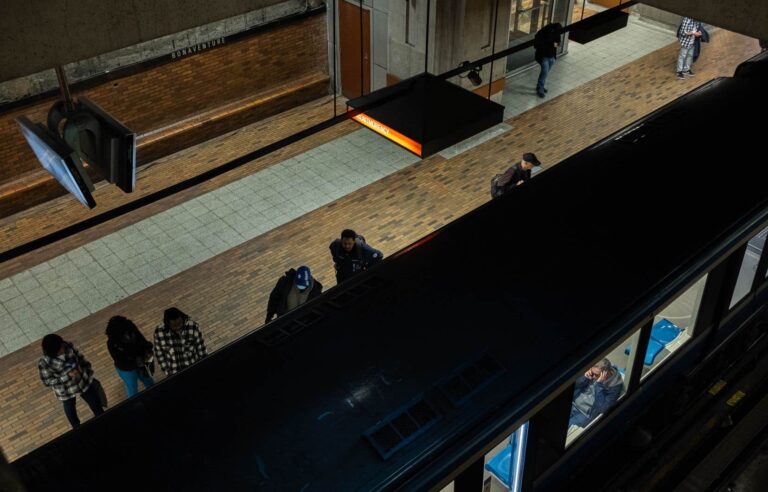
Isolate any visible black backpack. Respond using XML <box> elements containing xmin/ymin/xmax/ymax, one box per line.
<box><xmin>354</xmin><ymin>235</ymin><xmax>366</xmax><ymax>261</ymax></box>
<box><xmin>490</xmin><ymin>174</ymin><xmax>505</xmax><ymax>199</ymax></box>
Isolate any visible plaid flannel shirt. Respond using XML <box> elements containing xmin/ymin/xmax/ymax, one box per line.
<box><xmin>153</xmin><ymin>319</ymin><xmax>207</xmax><ymax>375</ymax></box>
<box><xmin>38</xmin><ymin>343</ymin><xmax>95</xmax><ymax>401</ymax></box>
<box><xmin>678</xmin><ymin>17</ymin><xmax>700</xmax><ymax>48</ymax></box>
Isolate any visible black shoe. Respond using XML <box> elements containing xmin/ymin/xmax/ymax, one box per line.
<box><xmin>543</xmin><ymin>88</ymin><xmax>548</xmax><ymax>93</ymax></box>
<box><xmin>676</xmin><ymin>72</ymin><xmax>684</xmax><ymax>80</ymax></box>
<box><xmin>685</xmin><ymin>69</ymin><xmax>695</xmax><ymax>76</ymax></box>
<box><xmin>537</xmin><ymin>91</ymin><xmax>545</xmax><ymax>98</ymax></box>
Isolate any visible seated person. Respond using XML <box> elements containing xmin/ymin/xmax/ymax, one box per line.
<box><xmin>569</xmin><ymin>358</ymin><xmax>623</xmax><ymax>428</ymax></box>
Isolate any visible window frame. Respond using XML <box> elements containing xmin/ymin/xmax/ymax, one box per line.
<box><xmin>639</xmin><ymin>273</ymin><xmax>709</xmax><ymax>382</ymax></box>
<box><xmin>563</xmin><ymin>322</ymin><xmax>647</xmax><ymax>448</ymax></box>
<box><xmin>721</xmin><ymin>222</ymin><xmax>768</xmax><ymax>324</ymax></box>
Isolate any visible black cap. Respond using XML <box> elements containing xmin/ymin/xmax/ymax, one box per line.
<box><xmin>522</xmin><ymin>152</ymin><xmax>541</xmax><ymax>166</ymax></box>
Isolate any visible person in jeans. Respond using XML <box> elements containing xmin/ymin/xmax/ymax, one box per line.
<box><xmin>534</xmin><ymin>23</ymin><xmax>562</xmax><ymax>98</ymax></box>
<box><xmin>153</xmin><ymin>307</ymin><xmax>207</xmax><ymax>376</ymax></box>
<box><xmin>676</xmin><ymin>17</ymin><xmax>702</xmax><ymax>79</ymax></box>
<box><xmin>106</xmin><ymin>315</ymin><xmax>155</xmax><ymax>397</ymax></box>
<box><xmin>37</xmin><ymin>334</ymin><xmax>104</xmax><ymax>428</ymax></box>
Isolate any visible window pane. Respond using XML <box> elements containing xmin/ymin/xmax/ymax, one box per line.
<box><xmin>730</xmin><ymin>227</ymin><xmax>768</xmax><ymax>308</ymax></box>
<box><xmin>565</xmin><ymin>328</ymin><xmax>639</xmax><ymax>447</ymax></box>
<box><xmin>484</xmin><ymin>423</ymin><xmax>529</xmax><ymax>491</ymax></box>
<box><xmin>641</xmin><ymin>274</ymin><xmax>708</xmax><ymax>380</ymax></box>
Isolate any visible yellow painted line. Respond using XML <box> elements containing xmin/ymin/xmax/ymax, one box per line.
<box><xmin>708</xmin><ymin>380</ymin><xmax>727</xmax><ymax>396</ymax></box>
<box><xmin>726</xmin><ymin>390</ymin><xmax>746</xmax><ymax>407</ymax></box>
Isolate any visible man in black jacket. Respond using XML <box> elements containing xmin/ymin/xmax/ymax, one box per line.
<box><xmin>534</xmin><ymin>23</ymin><xmax>562</xmax><ymax>98</ymax></box>
<box><xmin>265</xmin><ymin>266</ymin><xmax>323</xmax><ymax>322</ymax></box>
<box><xmin>329</xmin><ymin>229</ymin><xmax>384</xmax><ymax>284</ymax></box>
<box><xmin>491</xmin><ymin>152</ymin><xmax>541</xmax><ymax>198</ymax></box>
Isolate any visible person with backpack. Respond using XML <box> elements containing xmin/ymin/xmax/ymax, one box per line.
<box><xmin>533</xmin><ymin>23</ymin><xmax>562</xmax><ymax>98</ymax></box>
<box><xmin>37</xmin><ymin>334</ymin><xmax>105</xmax><ymax>428</ymax></box>
<box><xmin>329</xmin><ymin>229</ymin><xmax>384</xmax><ymax>284</ymax></box>
<box><xmin>491</xmin><ymin>152</ymin><xmax>541</xmax><ymax>199</ymax></box>
<box><xmin>106</xmin><ymin>315</ymin><xmax>155</xmax><ymax>397</ymax></box>
<box><xmin>265</xmin><ymin>266</ymin><xmax>323</xmax><ymax>323</ymax></box>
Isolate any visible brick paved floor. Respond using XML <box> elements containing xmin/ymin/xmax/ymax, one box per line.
<box><xmin>0</xmin><ymin>30</ymin><xmax>759</xmax><ymax>460</ymax></box>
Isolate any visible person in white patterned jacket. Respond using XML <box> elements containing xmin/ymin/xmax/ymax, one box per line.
<box><xmin>153</xmin><ymin>307</ymin><xmax>207</xmax><ymax>376</ymax></box>
<box><xmin>37</xmin><ymin>334</ymin><xmax>104</xmax><ymax>428</ymax></box>
<box><xmin>676</xmin><ymin>17</ymin><xmax>702</xmax><ymax>80</ymax></box>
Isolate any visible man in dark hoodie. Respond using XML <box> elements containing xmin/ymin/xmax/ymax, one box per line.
<box><xmin>106</xmin><ymin>315</ymin><xmax>154</xmax><ymax>397</ymax></box>
<box><xmin>533</xmin><ymin>22</ymin><xmax>562</xmax><ymax>98</ymax></box>
<box><xmin>329</xmin><ymin>229</ymin><xmax>384</xmax><ymax>284</ymax></box>
<box><xmin>265</xmin><ymin>266</ymin><xmax>323</xmax><ymax>323</ymax></box>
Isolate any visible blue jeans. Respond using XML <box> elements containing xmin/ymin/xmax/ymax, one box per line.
<box><xmin>116</xmin><ymin>367</ymin><xmax>155</xmax><ymax>397</ymax></box>
<box><xmin>537</xmin><ymin>57</ymin><xmax>555</xmax><ymax>95</ymax></box>
<box><xmin>676</xmin><ymin>45</ymin><xmax>694</xmax><ymax>73</ymax></box>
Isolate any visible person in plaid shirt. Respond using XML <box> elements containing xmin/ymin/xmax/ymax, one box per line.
<box><xmin>676</xmin><ymin>17</ymin><xmax>702</xmax><ymax>79</ymax></box>
<box><xmin>37</xmin><ymin>334</ymin><xmax>104</xmax><ymax>428</ymax></box>
<box><xmin>153</xmin><ymin>307</ymin><xmax>207</xmax><ymax>376</ymax></box>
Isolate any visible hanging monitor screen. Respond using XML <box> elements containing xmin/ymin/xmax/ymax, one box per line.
<box><xmin>16</xmin><ymin>116</ymin><xmax>96</xmax><ymax>208</ymax></box>
<box><xmin>76</xmin><ymin>96</ymin><xmax>136</xmax><ymax>193</ymax></box>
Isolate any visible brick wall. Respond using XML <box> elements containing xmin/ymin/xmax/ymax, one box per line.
<box><xmin>0</xmin><ymin>12</ymin><xmax>329</xmax><ymax>217</ymax></box>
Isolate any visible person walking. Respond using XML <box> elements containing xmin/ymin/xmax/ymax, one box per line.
<box><xmin>534</xmin><ymin>23</ymin><xmax>562</xmax><ymax>98</ymax></box>
<box><xmin>490</xmin><ymin>152</ymin><xmax>541</xmax><ymax>198</ymax></box>
<box><xmin>37</xmin><ymin>334</ymin><xmax>105</xmax><ymax>428</ymax></box>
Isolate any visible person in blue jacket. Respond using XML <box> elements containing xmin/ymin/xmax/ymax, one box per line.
<box><xmin>569</xmin><ymin>358</ymin><xmax>623</xmax><ymax>428</ymax></box>
<box><xmin>329</xmin><ymin>229</ymin><xmax>383</xmax><ymax>284</ymax></box>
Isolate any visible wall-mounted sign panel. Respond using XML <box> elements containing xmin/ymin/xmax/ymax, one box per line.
<box><xmin>347</xmin><ymin>73</ymin><xmax>504</xmax><ymax>158</ymax></box>
<box><xmin>350</xmin><ymin>112</ymin><xmax>423</xmax><ymax>156</ymax></box>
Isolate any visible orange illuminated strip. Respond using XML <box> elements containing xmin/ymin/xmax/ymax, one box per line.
<box><xmin>350</xmin><ymin>111</ymin><xmax>422</xmax><ymax>156</ymax></box>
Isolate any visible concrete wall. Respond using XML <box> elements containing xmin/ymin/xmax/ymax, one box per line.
<box><xmin>387</xmin><ymin>0</ymin><xmax>435</xmax><ymax>82</ymax></box>
<box><xmin>643</xmin><ymin>0</ymin><xmax>768</xmax><ymax>40</ymax></box>
<box><xmin>381</xmin><ymin>0</ymin><xmax>511</xmax><ymax>101</ymax></box>
<box><xmin>0</xmin><ymin>0</ymin><xmax>314</xmax><ymax>82</ymax></box>
<box><xmin>0</xmin><ymin>0</ymin><xmax>310</xmax><ymax>104</ymax></box>
<box><xmin>434</xmin><ymin>0</ymin><xmax>512</xmax><ymax>101</ymax></box>
<box><xmin>633</xmin><ymin>4</ymin><xmax>682</xmax><ymax>28</ymax></box>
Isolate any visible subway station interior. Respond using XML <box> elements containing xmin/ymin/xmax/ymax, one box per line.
<box><xmin>1</xmin><ymin>0</ymin><xmax>768</xmax><ymax>491</ymax></box>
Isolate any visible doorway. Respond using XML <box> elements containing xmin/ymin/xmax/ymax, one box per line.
<box><xmin>339</xmin><ymin>1</ymin><xmax>371</xmax><ymax>99</ymax></box>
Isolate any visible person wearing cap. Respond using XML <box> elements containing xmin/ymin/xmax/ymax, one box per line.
<box><xmin>490</xmin><ymin>152</ymin><xmax>541</xmax><ymax>199</ymax></box>
<box><xmin>329</xmin><ymin>229</ymin><xmax>384</xmax><ymax>284</ymax></box>
<box><xmin>265</xmin><ymin>266</ymin><xmax>324</xmax><ymax>323</ymax></box>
